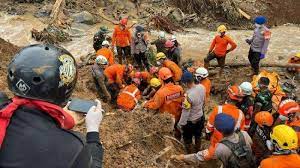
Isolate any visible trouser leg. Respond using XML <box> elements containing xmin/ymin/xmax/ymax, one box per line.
<box><xmin>248</xmin><ymin>49</ymin><xmax>261</xmax><ymax>75</ymax></box>
<box><xmin>141</xmin><ymin>52</ymin><xmax>149</xmax><ymax>70</ymax></box>
<box><xmin>117</xmin><ymin>47</ymin><xmax>123</xmax><ymax>64</ymax></box>
<box><xmin>124</xmin><ymin>46</ymin><xmax>133</xmax><ymax>64</ymax></box>
<box><xmin>193</xmin><ymin>116</ymin><xmax>205</xmax><ymax>152</ymax></box>
<box><xmin>217</xmin><ymin>57</ymin><xmax>226</xmax><ymax>76</ymax></box>
<box><xmin>134</xmin><ymin>53</ymin><xmax>143</xmax><ymax>70</ymax></box>
<box><xmin>204</xmin><ymin>52</ymin><xmax>217</xmax><ymax>69</ymax></box>
<box><xmin>182</xmin><ymin>122</ymin><xmax>194</xmax><ymax>154</ymax></box>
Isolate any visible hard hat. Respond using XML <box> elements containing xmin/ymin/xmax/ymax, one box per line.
<box><xmin>171</xmin><ymin>35</ymin><xmax>176</xmax><ymax>41</ymax></box>
<box><xmin>99</xmin><ymin>26</ymin><xmax>109</xmax><ymax>34</ymax></box>
<box><xmin>150</xmin><ymin>66</ymin><xmax>159</xmax><ymax>74</ymax></box>
<box><xmin>95</xmin><ymin>55</ymin><xmax>108</xmax><ymax>65</ymax></box>
<box><xmin>165</xmin><ymin>40</ymin><xmax>174</xmax><ymax>48</ymax></box>
<box><xmin>278</xmin><ymin>99</ymin><xmax>300</xmax><ymax>116</ymax></box>
<box><xmin>215</xmin><ymin>113</ymin><xmax>236</xmax><ymax>135</ymax></box>
<box><xmin>296</xmin><ymin>53</ymin><xmax>300</xmax><ymax>58</ymax></box>
<box><xmin>156</xmin><ymin>52</ymin><xmax>167</xmax><ymax>61</ymax></box>
<box><xmin>217</xmin><ymin>25</ymin><xmax>227</xmax><ymax>33</ymax></box>
<box><xmin>159</xmin><ymin>31</ymin><xmax>165</xmax><ymax>38</ymax></box>
<box><xmin>158</xmin><ymin>67</ymin><xmax>173</xmax><ymax>81</ymax></box>
<box><xmin>270</xmin><ymin>125</ymin><xmax>298</xmax><ymax>150</ymax></box>
<box><xmin>227</xmin><ymin>85</ymin><xmax>243</xmax><ymax>101</ymax></box>
<box><xmin>135</xmin><ymin>25</ymin><xmax>144</xmax><ymax>33</ymax></box>
<box><xmin>150</xmin><ymin>78</ymin><xmax>161</xmax><ymax>88</ymax></box>
<box><xmin>102</xmin><ymin>40</ymin><xmax>110</xmax><ymax>46</ymax></box>
<box><xmin>7</xmin><ymin>44</ymin><xmax>77</xmax><ymax>105</ymax></box>
<box><xmin>120</xmin><ymin>18</ymin><xmax>128</xmax><ymax>25</ymax></box>
<box><xmin>254</xmin><ymin>111</ymin><xmax>274</xmax><ymax>127</ymax></box>
<box><xmin>195</xmin><ymin>67</ymin><xmax>209</xmax><ymax>78</ymax></box>
<box><xmin>239</xmin><ymin>82</ymin><xmax>253</xmax><ymax>96</ymax></box>
<box><xmin>254</xmin><ymin>16</ymin><xmax>267</xmax><ymax>25</ymax></box>
<box><xmin>181</xmin><ymin>71</ymin><xmax>194</xmax><ymax>83</ymax></box>
<box><xmin>135</xmin><ymin>71</ymin><xmax>142</xmax><ymax>78</ymax></box>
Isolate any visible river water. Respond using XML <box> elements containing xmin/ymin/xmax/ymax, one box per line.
<box><xmin>0</xmin><ymin>12</ymin><xmax>299</xmax><ymax>64</ymax></box>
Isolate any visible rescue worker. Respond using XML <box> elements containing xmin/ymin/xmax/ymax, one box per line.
<box><xmin>142</xmin><ymin>78</ymin><xmax>161</xmax><ymax>100</ymax></box>
<box><xmin>287</xmin><ymin>53</ymin><xmax>300</xmax><ymax>74</ymax></box>
<box><xmin>254</xmin><ymin>77</ymin><xmax>273</xmax><ymax>113</ymax></box>
<box><xmin>0</xmin><ymin>44</ymin><xmax>103</xmax><ymax>168</ymax></box>
<box><xmin>131</xmin><ymin>25</ymin><xmax>150</xmax><ymax>70</ymax></box>
<box><xmin>275</xmin><ymin>99</ymin><xmax>300</xmax><ymax>147</ymax></box>
<box><xmin>204</xmin><ymin>25</ymin><xmax>237</xmax><ymax>76</ymax></box>
<box><xmin>246</xmin><ymin>16</ymin><xmax>271</xmax><ymax>75</ymax></box>
<box><xmin>165</xmin><ymin>40</ymin><xmax>181</xmax><ymax>65</ymax></box>
<box><xmin>194</xmin><ymin>67</ymin><xmax>211</xmax><ymax>102</ymax></box>
<box><xmin>93</xmin><ymin>26</ymin><xmax>110</xmax><ymax>52</ymax></box>
<box><xmin>104</xmin><ymin>64</ymin><xmax>133</xmax><ymax>104</ymax></box>
<box><xmin>96</xmin><ymin>40</ymin><xmax>115</xmax><ymax>65</ymax></box>
<box><xmin>117</xmin><ymin>78</ymin><xmax>141</xmax><ymax>112</ymax></box>
<box><xmin>237</xmin><ymin>82</ymin><xmax>255</xmax><ymax>130</ymax></box>
<box><xmin>112</xmin><ymin>18</ymin><xmax>132</xmax><ymax>64</ymax></box>
<box><xmin>134</xmin><ymin>71</ymin><xmax>151</xmax><ymax>91</ymax></box>
<box><xmin>171</xmin><ymin>35</ymin><xmax>180</xmax><ymax>48</ymax></box>
<box><xmin>144</xmin><ymin>67</ymin><xmax>184</xmax><ymax>140</ymax></box>
<box><xmin>260</xmin><ymin>125</ymin><xmax>300</xmax><ymax>168</ymax></box>
<box><xmin>172</xmin><ymin>113</ymin><xmax>255</xmax><ymax>168</ymax></box>
<box><xmin>156</xmin><ymin>52</ymin><xmax>183</xmax><ymax>82</ymax></box>
<box><xmin>92</xmin><ymin>56</ymin><xmax>111</xmax><ymax>102</ymax></box>
<box><xmin>248</xmin><ymin>111</ymin><xmax>274</xmax><ymax>166</ymax></box>
<box><xmin>177</xmin><ymin>71</ymin><xmax>206</xmax><ymax>153</ymax></box>
<box><xmin>151</xmin><ymin>31</ymin><xmax>167</xmax><ymax>54</ymax></box>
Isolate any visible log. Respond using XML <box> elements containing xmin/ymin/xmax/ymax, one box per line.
<box><xmin>152</xmin><ymin>146</ymin><xmax>172</xmax><ymax>163</ymax></box>
<box><xmin>237</xmin><ymin>8</ymin><xmax>251</xmax><ymax>20</ymax></box>
<box><xmin>210</xmin><ymin>62</ymin><xmax>300</xmax><ymax>68</ymax></box>
<box><xmin>50</xmin><ymin>0</ymin><xmax>65</xmax><ymax>24</ymax></box>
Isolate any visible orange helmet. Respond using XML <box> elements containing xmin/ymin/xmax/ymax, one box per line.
<box><xmin>227</xmin><ymin>85</ymin><xmax>243</xmax><ymax>101</ymax></box>
<box><xmin>255</xmin><ymin>111</ymin><xmax>274</xmax><ymax>127</ymax></box>
<box><xmin>120</xmin><ymin>18</ymin><xmax>128</xmax><ymax>25</ymax></box>
<box><xmin>158</xmin><ymin>67</ymin><xmax>173</xmax><ymax>80</ymax></box>
<box><xmin>278</xmin><ymin>99</ymin><xmax>300</xmax><ymax>116</ymax></box>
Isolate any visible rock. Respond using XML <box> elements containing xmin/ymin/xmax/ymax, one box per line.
<box><xmin>278</xmin><ymin>56</ymin><xmax>284</xmax><ymax>60</ymax></box>
<box><xmin>72</xmin><ymin>11</ymin><xmax>95</xmax><ymax>25</ymax></box>
<box><xmin>34</xmin><ymin>4</ymin><xmax>52</xmax><ymax>18</ymax></box>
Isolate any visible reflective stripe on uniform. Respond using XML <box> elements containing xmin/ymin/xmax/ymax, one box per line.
<box><xmin>235</xmin><ymin>110</ymin><xmax>243</xmax><ymax>130</ymax></box>
<box><xmin>218</xmin><ymin>106</ymin><xmax>223</xmax><ymax>114</ymax></box>
<box><xmin>122</xmin><ymin>88</ymin><xmax>139</xmax><ymax>103</ymax></box>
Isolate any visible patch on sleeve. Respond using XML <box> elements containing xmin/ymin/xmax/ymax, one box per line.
<box><xmin>182</xmin><ymin>97</ymin><xmax>191</xmax><ymax>110</ymax></box>
<box><xmin>264</xmin><ymin>30</ymin><xmax>271</xmax><ymax>40</ymax></box>
<box><xmin>58</xmin><ymin>54</ymin><xmax>76</xmax><ymax>87</ymax></box>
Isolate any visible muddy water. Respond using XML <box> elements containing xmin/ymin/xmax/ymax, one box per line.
<box><xmin>0</xmin><ymin>12</ymin><xmax>299</xmax><ymax>64</ymax></box>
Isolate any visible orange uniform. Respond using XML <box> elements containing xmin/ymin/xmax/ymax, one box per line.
<box><xmin>205</xmin><ymin>104</ymin><xmax>245</xmax><ymax>160</ymax></box>
<box><xmin>96</xmin><ymin>48</ymin><xmax>115</xmax><ymax>65</ymax></box>
<box><xmin>139</xmin><ymin>71</ymin><xmax>152</xmax><ymax>83</ymax></box>
<box><xmin>200</xmin><ymin>78</ymin><xmax>211</xmax><ymax>102</ymax></box>
<box><xmin>162</xmin><ymin>60</ymin><xmax>183</xmax><ymax>82</ymax></box>
<box><xmin>104</xmin><ymin>64</ymin><xmax>126</xmax><ymax>87</ymax></box>
<box><xmin>144</xmin><ymin>83</ymin><xmax>184</xmax><ymax>121</ymax></box>
<box><xmin>209</xmin><ymin>35</ymin><xmax>237</xmax><ymax>57</ymax></box>
<box><xmin>260</xmin><ymin>154</ymin><xmax>300</xmax><ymax>168</ymax></box>
<box><xmin>112</xmin><ymin>25</ymin><xmax>131</xmax><ymax>47</ymax></box>
<box><xmin>117</xmin><ymin>84</ymin><xmax>141</xmax><ymax>111</ymax></box>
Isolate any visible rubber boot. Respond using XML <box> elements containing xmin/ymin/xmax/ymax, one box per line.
<box><xmin>118</xmin><ymin>55</ymin><xmax>123</xmax><ymax>64</ymax></box>
<box><xmin>194</xmin><ymin>138</ymin><xmax>202</xmax><ymax>153</ymax></box>
<box><xmin>184</xmin><ymin>143</ymin><xmax>194</xmax><ymax>154</ymax></box>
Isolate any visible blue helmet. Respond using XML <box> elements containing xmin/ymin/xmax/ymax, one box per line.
<box><xmin>215</xmin><ymin>113</ymin><xmax>236</xmax><ymax>135</ymax></box>
<box><xmin>254</xmin><ymin>16</ymin><xmax>267</xmax><ymax>25</ymax></box>
<box><xmin>181</xmin><ymin>71</ymin><xmax>194</xmax><ymax>83</ymax></box>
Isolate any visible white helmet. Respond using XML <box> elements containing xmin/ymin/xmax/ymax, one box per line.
<box><xmin>171</xmin><ymin>35</ymin><xmax>176</xmax><ymax>41</ymax></box>
<box><xmin>239</xmin><ymin>82</ymin><xmax>253</xmax><ymax>96</ymax></box>
<box><xmin>195</xmin><ymin>67</ymin><xmax>209</xmax><ymax>78</ymax></box>
<box><xmin>102</xmin><ymin>40</ymin><xmax>110</xmax><ymax>46</ymax></box>
<box><xmin>159</xmin><ymin>31</ymin><xmax>165</xmax><ymax>38</ymax></box>
<box><xmin>95</xmin><ymin>55</ymin><xmax>108</xmax><ymax>65</ymax></box>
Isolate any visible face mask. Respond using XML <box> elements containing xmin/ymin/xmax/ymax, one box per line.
<box><xmin>255</xmin><ymin>23</ymin><xmax>263</xmax><ymax>28</ymax></box>
<box><xmin>156</xmin><ymin>61</ymin><xmax>161</xmax><ymax>66</ymax></box>
<box><xmin>278</xmin><ymin>115</ymin><xmax>289</xmax><ymax>121</ymax></box>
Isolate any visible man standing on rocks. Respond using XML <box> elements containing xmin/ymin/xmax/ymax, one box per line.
<box><xmin>246</xmin><ymin>16</ymin><xmax>271</xmax><ymax>75</ymax></box>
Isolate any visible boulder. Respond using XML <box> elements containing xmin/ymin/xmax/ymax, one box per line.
<box><xmin>72</xmin><ymin>11</ymin><xmax>95</xmax><ymax>25</ymax></box>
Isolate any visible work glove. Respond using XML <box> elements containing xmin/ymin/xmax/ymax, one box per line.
<box><xmin>260</xmin><ymin>53</ymin><xmax>265</xmax><ymax>59</ymax></box>
<box><xmin>245</xmin><ymin>39</ymin><xmax>252</xmax><ymax>45</ymax></box>
<box><xmin>86</xmin><ymin>99</ymin><xmax>104</xmax><ymax>133</ymax></box>
<box><xmin>266</xmin><ymin>140</ymin><xmax>274</xmax><ymax>151</ymax></box>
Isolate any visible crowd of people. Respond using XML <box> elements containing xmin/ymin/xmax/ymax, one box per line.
<box><xmin>0</xmin><ymin>15</ymin><xmax>299</xmax><ymax>168</ymax></box>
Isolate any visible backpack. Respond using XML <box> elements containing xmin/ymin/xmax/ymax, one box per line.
<box><xmin>220</xmin><ymin>132</ymin><xmax>256</xmax><ymax>168</ymax></box>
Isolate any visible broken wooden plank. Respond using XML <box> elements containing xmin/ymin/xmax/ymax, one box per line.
<box><xmin>238</xmin><ymin>8</ymin><xmax>251</xmax><ymax>20</ymax></box>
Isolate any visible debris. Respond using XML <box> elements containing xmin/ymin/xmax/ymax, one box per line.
<box><xmin>210</xmin><ymin>62</ymin><xmax>300</xmax><ymax>68</ymax></box>
<box><xmin>151</xmin><ymin>146</ymin><xmax>173</xmax><ymax>163</ymax></box>
<box><xmin>150</xmin><ymin>14</ymin><xmax>184</xmax><ymax>33</ymax></box>
<box><xmin>31</xmin><ymin>25</ymin><xmax>71</xmax><ymax>44</ymax></box>
<box><xmin>72</xmin><ymin>11</ymin><xmax>96</xmax><ymax>25</ymax></box>
<box><xmin>237</xmin><ymin>8</ymin><xmax>251</xmax><ymax>20</ymax></box>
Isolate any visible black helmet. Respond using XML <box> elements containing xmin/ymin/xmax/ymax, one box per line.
<box><xmin>7</xmin><ymin>44</ymin><xmax>77</xmax><ymax>105</ymax></box>
<box><xmin>135</xmin><ymin>25</ymin><xmax>144</xmax><ymax>33</ymax></box>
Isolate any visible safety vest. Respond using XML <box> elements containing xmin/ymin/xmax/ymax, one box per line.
<box><xmin>122</xmin><ymin>88</ymin><xmax>139</xmax><ymax>104</ymax></box>
<box><xmin>117</xmin><ymin>85</ymin><xmax>141</xmax><ymax>111</ymax></box>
